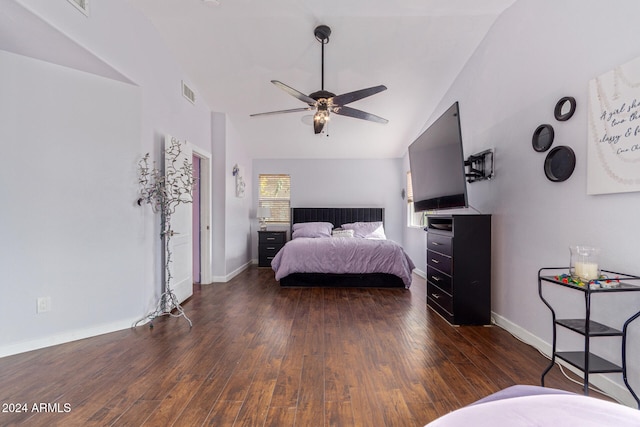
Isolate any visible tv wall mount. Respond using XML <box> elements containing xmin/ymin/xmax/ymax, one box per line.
<box><xmin>465</xmin><ymin>149</ymin><xmax>494</xmax><ymax>183</ymax></box>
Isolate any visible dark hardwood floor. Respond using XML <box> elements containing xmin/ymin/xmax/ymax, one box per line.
<box><xmin>0</xmin><ymin>267</ymin><xmax>605</xmax><ymax>426</ymax></box>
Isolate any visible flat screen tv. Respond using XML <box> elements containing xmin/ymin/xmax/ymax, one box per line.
<box><xmin>408</xmin><ymin>101</ymin><xmax>468</xmax><ymax>212</ymax></box>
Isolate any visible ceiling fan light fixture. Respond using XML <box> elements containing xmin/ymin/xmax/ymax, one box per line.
<box><xmin>314</xmin><ymin>111</ymin><xmax>329</xmax><ymax>122</ymax></box>
<box><xmin>313</xmin><ymin>111</ymin><xmax>329</xmax><ymax>134</ymax></box>
<box><xmin>316</xmin><ymin>98</ymin><xmax>330</xmax><ymax>112</ymax></box>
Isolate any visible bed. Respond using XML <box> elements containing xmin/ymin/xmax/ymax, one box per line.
<box><xmin>271</xmin><ymin>207</ymin><xmax>415</xmax><ymax>288</ymax></box>
<box><xmin>425</xmin><ymin>385</ymin><xmax>640</xmax><ymax>426</ymax></box>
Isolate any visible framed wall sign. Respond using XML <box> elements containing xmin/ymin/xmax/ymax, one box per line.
<box><xmin>587</xmin><ymin>55</ymin><xmax>640</xmax><ymax>195</ymax></box>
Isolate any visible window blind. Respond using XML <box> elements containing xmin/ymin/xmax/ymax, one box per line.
<box><xmin>258</xmin><ymin>174</ymin><xmax>291</xmax><ymax>224</ymax></box>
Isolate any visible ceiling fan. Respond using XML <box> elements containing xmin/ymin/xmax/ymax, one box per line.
<box><xmin>250</xmin><ymin>25</ymin><xmax>388</xmax><ymax>135</ymax></box>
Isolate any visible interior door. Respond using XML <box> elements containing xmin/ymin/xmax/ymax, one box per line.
<box><xmin>192</xmin><ymin>154</ymin><xmax>201</xmax><ymax>284</ymax></box>
<box><xmin>164</xmin><ymin>135</ymin><xmax>193</xmax><ymax>304</ymax></box>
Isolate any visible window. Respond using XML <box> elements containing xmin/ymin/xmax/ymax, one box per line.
<box><xmin>259</xmin><ymin>174</ymin><xmax>291</xmax><ymax>224</ymax></box>
<box><xmin>407</xmin><ymin>171</ymin><xmax>426</xmax><ymax>227</ymax></box>
<box><xmin>406</xmin><ymin>171</ymin><xmax>414</xmax><ymax>204</ymax></box>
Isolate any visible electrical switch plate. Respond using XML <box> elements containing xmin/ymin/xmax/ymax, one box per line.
<box><xmin>37</xmin><ymin>297</ymin><xmax>51</xmax><ymax>313</ymax></box>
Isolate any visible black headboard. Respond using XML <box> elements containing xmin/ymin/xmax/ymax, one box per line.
<box><xmin>291</xmin><ymin>207</ymin><xmax>384</xmax><ymax>229</ymax></box>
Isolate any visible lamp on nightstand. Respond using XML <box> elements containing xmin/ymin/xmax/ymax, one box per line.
<box><xmin>257</xmin><ymin>207</ymin><xmax>271</xmax><ymax>231</ymax></box>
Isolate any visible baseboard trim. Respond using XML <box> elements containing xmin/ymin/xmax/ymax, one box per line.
<box><xmin>210</xmin><ymin>260</ymin><xmax>252</xmax><ymax>283</ymax></box>
<box><xmin>2</xmin><ymin>260</ymin><xmax>247</xmax><ymax>358</ymax></box>
<box><xmin>491</xmin><ymin>312</ymin><xmax>635</xmax><ymax>407</ymax></box>
<box><xmin>0</xmin><ymin>317</ymin><xmax>142</xmax><ymax>358</ymax></box>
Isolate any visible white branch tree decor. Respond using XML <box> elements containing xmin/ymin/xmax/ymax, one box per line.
<box><xmin>135</xmin><ymin>137</ymin><xmax>196</xmax><ymax>328</ymax></box>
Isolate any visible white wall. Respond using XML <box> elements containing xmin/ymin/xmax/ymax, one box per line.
<box><xmin>419</xmin><ymin>0</ymin><xmax>640</xmax><ymax>405</ymax></box>
<box><xmin>219</xmin><ymin>116</ymin><xmax>253</xmax><ymax>280</ymax></box>
<box><xmin>0</xmin><ymin>0</ymin><xmax>253</xmax><ymax>356</ymax></box>
<box><xmin>251</xmin><ymin>158</ymin><xmax>404</xmax><ymax>260</ymax></box>
<box><xmin>211</xmin><ymin>113</ymin><xmax>227</xmax><ymax>279</ymax></box>
<box><xmin>0</xmin><ymin>50</ymin><xmax>144</xmax><ymax>354</ymax></box>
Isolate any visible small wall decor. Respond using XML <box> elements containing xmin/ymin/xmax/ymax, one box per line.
<box><xmin>233</xmin><ymin>163</ymin><xmax>245</xmax><ymax>198</ymax></box>
<box><xmin>544</xmin><ymin>146</ymin><xmax>576</xmax><ymax>182</ymax></box>
<box><xmin>554</xmin><ymin>96</ymin><xmax>576</xmax><ymax>121</ymax></box>
<box><xmin>531</xmin><ymin>98</ymin><xmax>576</xmax><ymax>182</ymax></box>
<box><xmin>532</xmin><ymin>124</ymin><xmax>555</xmax><ymax>152</ymax></box>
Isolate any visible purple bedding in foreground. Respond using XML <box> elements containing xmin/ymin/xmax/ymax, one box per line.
<box><xmin>271</xmin><ymin>237</ymin><xmax>415</xmax><ymax>288</ymax></box>
<box><xmin>424</xmin><ymin>393</ymin><xmax>640</xmax><ymax>426</ymax></box>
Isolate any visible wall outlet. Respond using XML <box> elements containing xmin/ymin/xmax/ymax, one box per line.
<box><xmin>37</xmin><ymin>297</ymin><xmax>51</xmax><ymax>313</ymax></box>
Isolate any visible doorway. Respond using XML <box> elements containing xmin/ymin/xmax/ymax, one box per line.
<box><xmin>191</xmin><ymin>145</ymin><xmax>212</xmax><ymax>287</ymax></box>
<box><xmin>192</xmin><ymin>154</ymin><xmax>201</xmax><ymax>284</ymax></box>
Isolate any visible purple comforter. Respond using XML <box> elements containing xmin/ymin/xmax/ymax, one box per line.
<box><xmin>271</xmin><ymin>237</ymin><xmax>415</xmax><ymax>288</ymax></box>
<box><xmin>425</xmin><ymin>391</ymin><xmax>640</xmax><ymax>426</ymax></box>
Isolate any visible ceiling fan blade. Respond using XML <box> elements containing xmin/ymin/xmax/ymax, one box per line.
<box><xmin>331</xmin><ymin>85</ymin><xmax>387</xmax><ymax>106</ymax></box>
<box><xmin>271</xmin><ymin>80</ymin><xmax>317</xmax><ymax>105</ymax></box>
<box><xmin>250</xmin><ymin>107</ymin><xmax>312</xmax><ymax>117</ymax></box>
<box><xmin>332</xmin><ymin>105</ymin><xmax>388</xmax><ymax>124</ymax></box>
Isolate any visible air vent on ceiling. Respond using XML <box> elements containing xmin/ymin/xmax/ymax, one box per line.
<box><xmin>67</xmin><ymin>0</ymin><xmax>89</xmax><ymax>16</ymax></box>
<box><xmin>182</xmin><ymin>81</ymin><xmax>196</xmax><ymax>104</ymax></box>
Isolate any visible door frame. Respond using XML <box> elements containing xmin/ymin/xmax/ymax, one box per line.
<box><xmin>190</xmin><ymin>143</ymin><xmax>212</xmax><ymax>285</ymax></box>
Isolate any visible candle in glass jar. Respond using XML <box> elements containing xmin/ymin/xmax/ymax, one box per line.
<box><xmin>575</xmin><ymin>261</ymin><xmax>599</xmax><ymax>281</ymax></box>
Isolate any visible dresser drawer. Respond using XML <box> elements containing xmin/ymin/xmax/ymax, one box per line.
<box><xmin>259</xmin><ymin>232</ymin><xmax>285</xmax><ymax>244</ymax></box>
<box><xmin>259</xmin><ymin>251</ymin><xmax>280</xmax><ymax>267</ymax></box>
<box><xmin>427</xmin><ymin>282</ymin><xmax>453</xmax><ymax>315</ymax></box>
<box><xmin>260</xmin><ymin>244</ymin><xmax>282</xmax><ymax>257</ymax></box>
<box><xmin>258</xmin><ymin>243</ymin><xmax>283</xmax><ymax>267</ymax></box>
<box><xmin>427</xmin><ymin>233</ymin><xmax>452</xmax><ymax>256</ymax></box>
<box><xmin>427</xmin><ymin>250</ymin><xmax>452</xmax><ymax>276</ymax></box>
<box><xmin>426</xmin><ymin>266</ymin><xmax>452</xmax><ymax>294</ymax></box>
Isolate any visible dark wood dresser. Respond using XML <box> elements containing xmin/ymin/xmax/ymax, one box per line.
<box><xmin>258</xmin><ymin>230</ymin><xmax>287</xmax><ymax>267</ymax></box>
<box><xmin>425</xmin><ymin>214</ymin><xmax>491</xmax><ymax>325</ymax></box>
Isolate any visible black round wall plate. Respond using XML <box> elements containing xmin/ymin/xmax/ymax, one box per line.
<box><xmin>532</xmin><ymin>124</ymin><xmax>555</xmax><ymax>152</ymax></box>
<box><xmin>554</xmin><ymin>96</ymin><xmax>576</xmax><ymax>121</ymax></box>
<box><xmin>544</xmin><ymin>145</ymin><xmax>576</xmax><ymax>182</ymax></box>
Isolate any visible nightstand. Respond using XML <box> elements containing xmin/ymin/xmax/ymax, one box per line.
<box><xmin>258</xmin><ymin>230</ymin><xmax>286</xmax><ymax>267</ymax></box>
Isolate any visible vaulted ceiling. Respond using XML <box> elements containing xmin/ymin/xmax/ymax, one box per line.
<box><xmin>129</xmin><ymin>0</ymin><xmax>516</xmax><ymax>159</ymax></box>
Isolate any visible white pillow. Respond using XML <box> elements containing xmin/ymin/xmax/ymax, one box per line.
<box><xmin>332</xmin><ymin>229</ymin><xmax>354</xmax><ymax>238</ymax></box>
<box><xmin>341</xmin><ymin>221</ymin><xmax>387</xmax><ymax>239</ymax></box>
